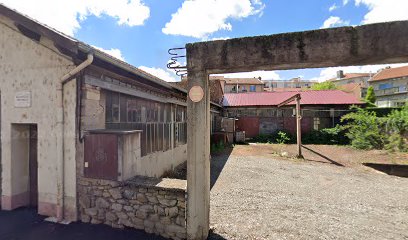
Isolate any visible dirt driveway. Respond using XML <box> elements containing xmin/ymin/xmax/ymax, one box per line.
<box><xmin>209</xmin><ymin>145</ymin><xmax>408</xmax><ymax>240</ymax></box>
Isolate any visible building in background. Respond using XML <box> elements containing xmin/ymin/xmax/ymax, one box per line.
<box><xmin>369</xmin><ymin>65</ymin><xmax>408</xmax><ymax>107</ymax></box>
<box><xmin>328</xmin><ymin>70</ymin><xmax>371</xmax><ymax>86</ymax></box>
<box><xmin>263</xmin><ymin>77</ymin><xmax>318</xmax><ymax>91</ymax></box>
<box><xmin>223</xmin><ymin>90</ymin><xmax>364</xmax><ymax>138</ymax></box>
<box><xmin>217</xmin><ymin>76</ymin><xmax>264</xmax><ymax>93</ymax></box>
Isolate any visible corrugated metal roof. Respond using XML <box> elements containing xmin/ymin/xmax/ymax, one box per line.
<box><xmin>370</xmin><ymin>65</ymin><xmax>408</xmax><ymax>81</ymax></box>
<box><xmin>223</xmin><ymin>90</ymin><xmax>363</xmax><ymax>107</ymax></box>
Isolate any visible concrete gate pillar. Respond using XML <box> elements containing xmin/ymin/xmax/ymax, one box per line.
<box><xmin>186</xmin><ymin>70</ymin><xmax>210</xmax><ymax>240</ymax></box>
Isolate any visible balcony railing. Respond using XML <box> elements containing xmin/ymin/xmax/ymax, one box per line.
<box><xmin>375</xmin><ymin>87</ymin><xmax>407</xmax><ymax>96</ymax></box>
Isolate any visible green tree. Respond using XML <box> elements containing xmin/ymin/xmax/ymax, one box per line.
<box><xmin>341</xmin><ymin>108</ymin><xmax>385</xmax><ymax>150</ymax></box>
<box><xmin>365</xmin><ymin>86</ymin><xmax>376</xmax><ymax>104</ymax></box>
<box><xmin>311</xmin><ymin>81</ymin><xmax>337</xmax><ymax>90</ymax></box>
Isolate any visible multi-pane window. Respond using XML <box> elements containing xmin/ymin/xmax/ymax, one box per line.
<box><xmin>250</xmin><ymin>85</ymin><xmax>256</xmax><ymax>92</ymax></box>
<box><xmin>313</xmin><ymin>117</ymin><xmax>320</xmax><ymax>130</ymax></box>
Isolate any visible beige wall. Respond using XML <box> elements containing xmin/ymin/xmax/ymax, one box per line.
<box><xmin>0</xmin><ymin>17</ymin><xmax>77</xmax><ymax>220</ymax></box>
<box><xmin>137</xmin><ymin>144</ymin><xmax>187</xmax><ymax>178</ymax></box>
<box><xmin>224</xmin><ymin>84</ymin><xmax>263</xmax><ymax>93</ymax></box>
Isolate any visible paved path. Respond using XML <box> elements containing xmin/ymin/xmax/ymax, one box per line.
<box><xmin>209</xmin><ymin>145</ymin><xmax>408</xmax><ymax>240</ymax></box>
<box><xmin>0</xmin><ymin>208</ymin><xmax>165</xmax><ymax>240</ymax></box>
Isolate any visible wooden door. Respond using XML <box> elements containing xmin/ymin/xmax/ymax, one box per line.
<box><xmin>29</xmin><ymin>125</ymin><xmax>38</xmax><ymax>207</ymax></box>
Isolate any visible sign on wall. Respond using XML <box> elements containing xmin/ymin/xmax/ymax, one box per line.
<box><xmin>14</xmin><ymin>91</ymin><xmax>31</xmax><ymax>108</ymax></box>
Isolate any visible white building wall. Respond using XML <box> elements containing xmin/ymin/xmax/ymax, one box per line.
<box><xmin>0</xmin><ymin>17</ymin><xmax>78</xmax><ymax>220</ymax></box>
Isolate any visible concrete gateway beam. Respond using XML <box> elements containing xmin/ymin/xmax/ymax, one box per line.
<box><xmin>186</xmin><ymin>21</ymin><xmax>408</xmax><ymax>74</ymax></box>
<box><xmin>185</xmin><ymin>20</ymin><xmax>408</xmax><ymax>240</ymax></box>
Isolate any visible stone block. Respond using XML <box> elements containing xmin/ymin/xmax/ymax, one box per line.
<box><xmin>119</xmin><ymin>218</ymin><xmax>133</xmax><ymax>228</ymax></box>
<box><xmin>148</xmin><ymin>214</ymin><xmax>159</xmax><ymax>222</ymax></box>
<box><xmin>136</xmin><ymin>210</ymin><xmax>148</xmax><ymax>219</ymax></box>
<box><xmin>79</xmin><ymin>196</ymin><xmax>91</xmax><ymax>209</ymax></box>
<box><xmin>136</xmin><ymin>193</ymin><xmax>147</xmax><ymax>203</ymax></box>
<box><xmin>158</xmin><ymin>198</ymin><xmax>177</xmax><ymax>207</ymax></box>
<box><xmin>132</xmin><ymin>217</ymin><xmax>144</xmax><ymax>229</ymax></box>
<box><xmin>112</xmin><ymin>203</ymin><xmax>123</xmax><ymax>211</ymax></box>
<box><xmin>123</xmin><ymin>189</ymin><xmax>134</xmax><ymax>199</ymax></box>
<box><xmin>81</xmin><ymin>214</ymin><xmax>91</xmax><ymax>223</ymax></box>
<box><xmin>147</xmin><ymin>196</ymin><xmax>158</xmax><ymax>204</ymax></box>
<box><xmin>106</xmin><ymin>212</ymin><xmax>118</xmax><ymax>222</ymax></box>
<box><xmin>154</xmin><ymin>205</ymin><xmax>165</xmax><ymax>216</ymax></box>
<box><xmin>109</xmin><ymin>188</ymin><xmax>122</xmax><ymax>199</ymax></box>
<box><xmin>91</xmin><ymin>218</ymin><xmax>102</xmax><ymax>224</ymax></box>
<box><xmin>140</xmin><ymin>204</ymin><xmax>154</xmax><ymax>213</ymax></box>
<box><xmin>85</xmin><ymin>208</ymin><xmax>98</xmax><ymax>216</ymax></box>
<box><xmin>116</xmin><ymin>211</ymin><xmax>128</xmax><ymax>220</ymax></box>
<box><xmin>144</xmin><ymin>220</ymin><xmax>155</xmax><ymax>229</ymax></box>
<box><xmin>165</xmin><ymin>207</ymin><xmax>178</xmax><ymax>217</ymax></box>
<box><xmin>96</xmin><ymin>198</ymin><xmax>110</xmax><ymax>209</ymax></box>
<box><xmin>123</xmin><ymin>205</ymin><xmax>133</xmax><ymax>212</ymax></box>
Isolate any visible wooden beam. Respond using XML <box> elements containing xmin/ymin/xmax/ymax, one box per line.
<box><xmin>278</xmin><ymin>94</ymin><xmax>303</xmax><ymax>158</ymax></box>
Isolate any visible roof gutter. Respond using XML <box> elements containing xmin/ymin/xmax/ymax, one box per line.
<box><xmin>77</xmin><ymin>44</ymin><xmax>187</xmax><ymax>94</ymax></box>
<box><xmin>57</xmin><ymin>53</ymin><xmax>94</xmax><ymax>222</ymax></box>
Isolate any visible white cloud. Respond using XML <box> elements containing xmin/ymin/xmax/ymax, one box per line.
<box><xmin>92</xmin><ymin>46</ymin><xmax>125</xmax><ymax>61</ymax></box>
<box><xmin>208</xmin><ymin>37</ymin><xmax>231</xmax><ymax>41</ymax></box>
<box><xmin>219</xmin><ymin>70</ymin><xmax>281</xmax><ymax>80</ymax></box>
<box><xmin>138</xmin><ymin>66</ymin><xmax>180</xmax><ymax>82</ymax></box>
<box><xmin>0</xmin><ymin>0</ymin><xmax>150</xmax><ymax>36</ymax></box>
<box><xmin>162</xmin><ymin>0</ymin><xmax>265</xmax><ymax>38</ymax></box>
<box><xmin>355</xmin><ymin>0</ymin><xmax>408</xmax><ymax>24</ymax></box>
<box><xmin>313</xmin><ymin>63</ymin><xmax>408</xmax><ymax>82</ymax></box>
<box><xmin>343</xmin><ymin>0</ymin><xmax>349</xmax><ymax>5</ymax></box>
<box><xmin>321</xmin><ymin>16</ymin><xmax>350</xmax><ymax>28</ymax></box>
<box><xmin>329</xmin><ymin>4</ymin><xmax>338</xmax><ymax>12</ymax></box>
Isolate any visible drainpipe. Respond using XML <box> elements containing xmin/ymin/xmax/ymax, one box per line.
<box><xmin>57</xmin><ymin>53</ymin><xmax>93</xmax><ymax>222</ymax></box>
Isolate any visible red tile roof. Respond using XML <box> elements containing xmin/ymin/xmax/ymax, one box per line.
<box><xmin>370</xmin><ymin>65</ymin><xmax>408</xmax><ymax>81</ymax></box>
<box><xmin>223</xmin><ymin>90</ymin><xmax>363</xmax><ymax>107</ymax></box>
<box><xmin>328</xmin><ymin>73</ymin><xmax>370</xmax><ymax>82</ymax></box>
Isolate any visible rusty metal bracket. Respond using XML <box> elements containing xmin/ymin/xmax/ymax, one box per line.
<box><xmin>167</xmin><ymin>47</ymin><xmax>187</xmax><ymax>77</ymax></box>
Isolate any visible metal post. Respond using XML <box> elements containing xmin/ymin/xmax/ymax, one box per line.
<box><xmin>296</xmin><ymin>97</ymin><xmax>303</xmax><ymax>158</ymax></box>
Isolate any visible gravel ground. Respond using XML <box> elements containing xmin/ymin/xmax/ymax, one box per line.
<box><xmin>209</xmin><ymin>145</ymin><xmax>408</xmax><ymax>240</ymax></box>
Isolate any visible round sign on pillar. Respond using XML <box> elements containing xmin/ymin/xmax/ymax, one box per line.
<box><xmin>189</xmin><ymin>86</ymin><xmax>204</xmax><ymax>103</ymax></box>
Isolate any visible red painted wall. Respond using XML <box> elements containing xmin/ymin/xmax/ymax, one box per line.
<box><xmin>236</xmin><ymin>117</ymin><xmax>260</xmax><ymax>138</ymax></box>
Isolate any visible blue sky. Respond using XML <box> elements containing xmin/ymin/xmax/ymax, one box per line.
<box><xmin>2</xmin><ymin>0</ymin><xmax>408</xmax><ymax>81</ymax></box>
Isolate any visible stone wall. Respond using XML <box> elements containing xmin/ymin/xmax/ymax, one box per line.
<box><xmin>78</xmin><ymin>177</ymin><xmax>187</xmax><ymax>240</ymax></box>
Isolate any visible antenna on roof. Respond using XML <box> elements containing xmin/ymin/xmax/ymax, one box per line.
<box><xmin>167</xmin><ymin>48</ymin><xmax>187</xmax><ymax>77</ymax></box>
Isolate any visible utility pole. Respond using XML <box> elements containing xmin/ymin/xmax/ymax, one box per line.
<box><xmin>295</xmin><ymin>97</ymin><xmax>303</xmax><ymax>158</ymax></box>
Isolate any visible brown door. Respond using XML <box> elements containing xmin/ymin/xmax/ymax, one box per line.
<box><xmin>29</xmin><ymin>125</ymin><xmax>38</xmax><ymax>207</ymax></box>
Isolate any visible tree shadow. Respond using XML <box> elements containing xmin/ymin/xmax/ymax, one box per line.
<box><xmin>210</xmin><ymin>147</ymin><xmax>233</xmax><ymax>190</ymax></box>
<box><xmin>302</xmin><ymin>145</ymin><xmax>345</xmax><ymax>167</ymax></box>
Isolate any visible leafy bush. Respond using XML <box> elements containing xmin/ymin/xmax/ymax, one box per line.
<box><xmin>276</xmin><ymin>131</ymin><xmax>291</xmax><ymax>144</ymax></box>
<box><xmin>384</xmin><ymin>105</ymin><xmax>408</xmax><ymax>152</ymax></box>
<box><xmin>302</xmin><ymin>125</ymin><xmax>349</xmax><ymax>145</ymax></box>
<box><xmin>340</xmin><ymin>108</ymin><xmax>386</xmax><ymax>150</ymax></box>
<box><xmin>252</xmin><ymin>130</ymin><xmax>295</xmax><ymax>144</ymax></box>
<box><xmin>311</xmin><ymin>81</ymin><xmax>337</xmax><ymax>90</ymax></box>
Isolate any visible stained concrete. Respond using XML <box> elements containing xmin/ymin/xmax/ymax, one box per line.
<box><xmin>187</xmin><ymin>21</ymin><xmax>408</xmax><ymax>74</ymax></box>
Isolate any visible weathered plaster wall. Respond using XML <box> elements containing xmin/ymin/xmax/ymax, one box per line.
<box><xmin>0</xmin><ymin>18</ymin><xmax>77</xmax><ymax>220</ymax></box>
<box><xmin>138</xmin><ymin>144</ymin><xmax>187</xmax><ymax>178</ymax></box>
<box><xmin>78</xmin><ymin>177</ymin><xmax>187</xmax><ymax>240</ymax></box>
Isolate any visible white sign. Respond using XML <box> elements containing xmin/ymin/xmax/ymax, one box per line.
<box><xmin>14</xmin><ymin>91</ymin><xmax>31</xmax><ymax>108</ymax></box>
<box><xmin>189</xmin><ymin>86</ymin><xmax>204</xmax><ymax>103</ymax></box>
